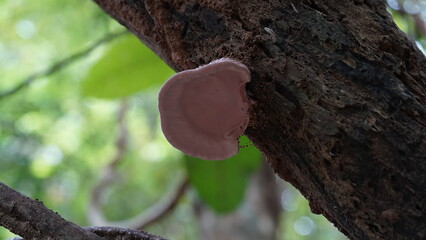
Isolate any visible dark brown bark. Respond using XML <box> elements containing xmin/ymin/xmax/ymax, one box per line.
<box><xmin>84</xmin><ymin>227</ymin><xmax>166</xmax><ymax>240</ymax></box>
<box><xmin>91</xmin><ymin>1</ymin><xmax>426</xmax><ymax>239</ymax></box>
<box><xmin>0</xmin><ymin>182</ymin><xmax>104</xmax><ymax>240</ymax></box>
<box><xmin>0</xmin><ymin>182</ymin><xmax>166</xmax><ymax>240</ymax></box>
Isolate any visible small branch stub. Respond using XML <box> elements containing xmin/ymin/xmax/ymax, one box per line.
<box><xmin>158</xmin><ymin>58</ymin><xmax>251</xmax><ymax>160</ymax></box>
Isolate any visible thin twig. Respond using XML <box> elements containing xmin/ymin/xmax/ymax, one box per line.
<box><xmin>134</xmin><ymin>177</ymin><xmax>188</xmax><ymax>230</ymax></box>
<box><xmin>0</xmin><ymin>30</ymin><xmax>128</xmax><ymax>99</ymax></box>
<box><xmin>88</xmin><ymin>99</ymin><xmax>129</xmax><ymax>226</ymax></box>
<box><xmin>89</xmin><ymin>177</ymin><xmax>189</xmax><ymax>230</ymax></box>
<box><xmin>88</xmin><ymin>99</ymin><xmax>189</xmax><ymax>230</ymax></box>
<box><xmin>112</xmin><ymin>99</ymin><xmax>129</xmax><ymax>168</ymax></box>
<box><xmin>88</xmin><ymin>171</ymin><xmax>189</xmax><ymax>229</ymax></box>
<box><xmin>89</xmin><ymin>176</ymin><xmax>189</xmax><ymax>230</ymax></box>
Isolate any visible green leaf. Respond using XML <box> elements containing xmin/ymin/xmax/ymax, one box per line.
<box><xmin>185</xmin><ymin>137</ymin><xmax>261</xmax><ymax>213</ymax></box>
<box><xmin>81</xmin><ymin>34</ymin><xmax>174</xmax><ymax>99</ymax></box>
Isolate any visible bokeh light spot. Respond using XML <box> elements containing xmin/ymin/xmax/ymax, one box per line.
<box><xmin>15</xmin><ymin>20</ymin><xmax>37</xmax><ymax>39</ymax></box>
<box><xmin>294</xmin><ymin>216</ymin><xmax>315</xmax><ymax>236</ymax></box>
<box><xmin>281</xmin><ymin>188</ymin><xmax>300</xmax><ymax>211</ymax></box>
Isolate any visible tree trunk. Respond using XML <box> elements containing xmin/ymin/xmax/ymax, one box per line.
<box><xmin>91</xmin><ymin>1</ymin><xmax>426</xmax><ymax>239</ymax></box>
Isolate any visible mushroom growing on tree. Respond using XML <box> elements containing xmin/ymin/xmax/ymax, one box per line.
<box><xmin>158</xmin><ymin>58</ymin><xmax>251</xmax><ymax>160</ymax></box>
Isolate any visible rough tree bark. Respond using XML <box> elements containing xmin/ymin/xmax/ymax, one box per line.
<box><xmin>91</xmin><ymin>1</ymin><xmax>426</xmax><ymax>240</ymax></box>
<box><xmin>0</xmin><ymin>182</ymin><xmax>166</xmax><ymax>240</ymax></box>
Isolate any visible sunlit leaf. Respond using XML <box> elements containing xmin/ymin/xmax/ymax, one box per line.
<box><xmin>81</xmin><ymin>34</ymin><xmax>174</xmax><ymax>99</ymax></box>
<box><xmin>185</xmin><ymin>136</ymin><xmax>261</xmax><ymax>213</ymax></box>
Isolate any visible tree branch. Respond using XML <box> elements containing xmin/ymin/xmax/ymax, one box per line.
<box><xmin>0</xmin><ymin>30</ymin><xmax>128</xmax><ymax>100</ymax></box>
<box><xmin>85</xmin><ymin>227</ymin><xmax>166</xmax><ymax>240</ymax></box>
<box><xmin>88</xmin><ymin>99</ymin><xmax>129</xmax><ymax>226</ymax></box>
<box><xmin>0</xmin><ymin>174</ymin><xmax>167</xmax><ymax>240</ymax></box>
<box><xmin>0</xmin><ymin>181</ymin><xmax>103</xmax><ymax>240</ymax></box>
<box><xmin>0</xmin><ymin>100</ymin><xmax>168</xmax><ymax>240</ymax></box>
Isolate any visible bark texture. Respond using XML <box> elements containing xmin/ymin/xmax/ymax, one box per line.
<box><xmin>92</xmin><ymin>1</ymin><xmax>426</xmax><ymax>239</ymax></box>
<box><xmin>0</xmin><ymin>182</ymin><xmax>166</xmax><ymax>240</ymax></box>
<box><xmin>0</xmin><ymin>182</ymin><xmax>104</xmax><ymax>240</ymax></box>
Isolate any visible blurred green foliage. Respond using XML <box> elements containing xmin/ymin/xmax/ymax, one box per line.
<box><xmin>0</xmin><ymin>0</ymin><xmax>424</xmax><ymax>239</ymax></box>
<box><xmin>387</xmin><ymin>0</ymin><xmax>426</xmax><ymax>54</ymax></box>
<box><xmin>279</xmin><ymin>184</ymin><xmax>348</xmax><ymax>240</ymax></box>
<box><xmin>82</xmin><ymin>34</ymin><xmax>175</xmax><ymax>99</ymax></box>
<box><xmin>185</xmin><ymin>136</ymin><xmax>261</xmax><ymax>213</ymax></box>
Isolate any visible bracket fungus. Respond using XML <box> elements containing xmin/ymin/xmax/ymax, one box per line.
<box><xmin>158</xmin><ymin>58</ymin><xmax>251</xmax><ymax>160</ymax></box>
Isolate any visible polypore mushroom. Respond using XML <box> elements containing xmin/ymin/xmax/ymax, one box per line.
<box><xmin>158</xmin><ymin>58</ymin><xmax>251</xmax><ymax>160</ymax></box>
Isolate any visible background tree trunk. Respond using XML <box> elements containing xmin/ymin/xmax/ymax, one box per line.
<box><xmin>193</xmin><ymin>161</ymin><xmax>281</xmax><ymax>240</ymax></box>
<box><xmin>92</xmin><ymin>1</ymin><xmax>426</xmax><ymax>239</ymax></box>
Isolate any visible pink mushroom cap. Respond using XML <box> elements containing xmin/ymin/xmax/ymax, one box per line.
<box><xmin>158</xmin><ymin>58</ymin><xmax>251</xmax><ymax>160</ymax></box>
